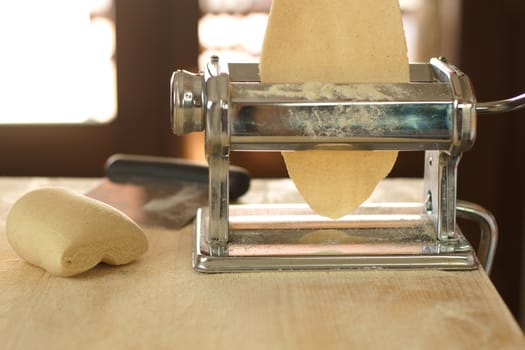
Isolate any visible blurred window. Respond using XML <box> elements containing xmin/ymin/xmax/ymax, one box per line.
<box><xmin>0</xmin><ymin>0</ymin><xmax>116</xmax><ymax>124</ymax></box>
<box><xmin>198</xmin><ymin>0</ymin><xmax>271</xmax><ymax>69</ymax></box>
<box><xmin>197</xmin><ymin>0</ymin><xmax>461</xmax><ymax>68</ymax></box>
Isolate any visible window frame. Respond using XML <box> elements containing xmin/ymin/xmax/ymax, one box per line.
<box><xmin>0</xmin><ymin>0</ymin><xmax>199</xmax><ymax>176</ymax></box>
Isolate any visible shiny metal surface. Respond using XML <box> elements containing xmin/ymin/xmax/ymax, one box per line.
<box><xmin>169</xmin><ymin>57</ymin><xmax>505</xmax><ymax>273</ymax></box>
<box><xmin>230</xmin><ymin>82</ymin><xmax>453</xmax><ymax>151</ymax></box>
<box><xmin>170</xmin><ymin>60</ymin><xmax>478</xmax><ymax>152</ymax></box>
<box><xmin>457</xmin><ymin>200</ymin><xmax>498</xmax><ymax>274</ymax></box>
<box><xmin>477</xmin><ymin>93</ymin><xmax>525</xmax><ymax>114</ymax></box>
<box><xmin>423</xmin><ymin>150</ymin><xmax>461</xmax><ymax>242</ymax></box>
<box><xmin>226</xmin><ymin>62</ymin><xmax>437</xmax><ymax>83</ymax></box>
<box><xmin>430</xmin><ymin>57</ymin><xmax>476</xmax><ymax>155</ymax></box>
<box><xmin>193</xmin><ymin>204</ymin><xmax>478</xmax><ymax>273</ymax></box>
<box><xmin>205</xmin><ymin>73</ymin><xmax>230</xmax><ymax>256</ymax></box>
<box><xmin>170</xmin><ymin>70</ymin><xmax>205</xmax><ymax>135</ymax></box>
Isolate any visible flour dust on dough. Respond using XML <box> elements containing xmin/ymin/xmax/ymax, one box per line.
<box><xmin>6</xmin><ymin>187</ymin><xmax>149</xmax><ymax>277</ymax></box>
<box><xmin>259</xmin><ymin>0</ymin><xmax>410</xmax><ymax>218</ymax></box>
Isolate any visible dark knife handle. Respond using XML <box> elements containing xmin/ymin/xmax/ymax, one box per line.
<box><xmin>104</xmin><ymin>154</ymin><xmax>251</xmax><ymax>200</ymax></box>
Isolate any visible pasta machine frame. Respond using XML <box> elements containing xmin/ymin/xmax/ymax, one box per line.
<box><xmin>170</xmin><ymin>56</ymin><xmax>525</xmax><ymax>273</ymax></box>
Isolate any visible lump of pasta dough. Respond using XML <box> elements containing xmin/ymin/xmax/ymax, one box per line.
<box><xmin>6</xmin><ymin>187</ymin><xmax>148</xmax><ymax>277</ymax></box>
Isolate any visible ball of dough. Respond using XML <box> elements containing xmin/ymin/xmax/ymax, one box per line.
<box><xmin>6</xmin><ymin>187</ymin><xmax>149</xmax><ymax>277</ymax></box>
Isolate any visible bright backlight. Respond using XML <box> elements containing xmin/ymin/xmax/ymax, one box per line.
<box><xmin>0</xmin><ymin>0</ymin><xmax>116</xmax><ymax>124</ymax></box>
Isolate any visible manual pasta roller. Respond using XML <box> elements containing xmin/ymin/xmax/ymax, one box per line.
<box><xmin>170</xmin><ymin>56</ymin><xmax>525</xmax><ymax>273</ymax></box>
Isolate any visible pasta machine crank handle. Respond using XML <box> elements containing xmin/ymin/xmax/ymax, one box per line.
<box><xmin>476</xmin><ymin>92</ymin><xmax>525</xmax><ymax>114</ymax></box>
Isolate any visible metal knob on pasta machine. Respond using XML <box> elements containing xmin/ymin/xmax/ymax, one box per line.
<box><xmin>170</xmin><ymin>56</ymin><xmax>525</xmax><ymax>273</ymax></box>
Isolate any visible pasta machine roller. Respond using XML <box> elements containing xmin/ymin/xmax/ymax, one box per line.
<box><xmin>170</xmin><ymin>56</ymin><xmax>525</xmax><ymax>273</ymax></box>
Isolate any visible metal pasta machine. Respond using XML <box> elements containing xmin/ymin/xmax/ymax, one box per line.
<box><xmin>170</xmin><ymin>56</ymin><xmax>525</xmax><ymax>273</ymax></box>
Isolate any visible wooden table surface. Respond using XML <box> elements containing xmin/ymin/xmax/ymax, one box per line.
<box><xmin>0</xmin><ymin>177</ymin><xmax>524</xmax><ymax>350</ymax></box>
